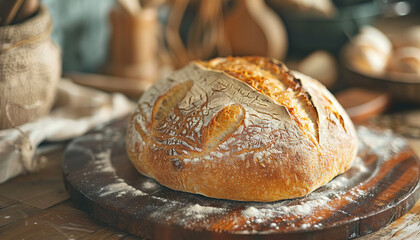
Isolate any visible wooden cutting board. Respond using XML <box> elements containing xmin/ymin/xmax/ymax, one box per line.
<box><xmin>63</xmin><ymin>117</ymin><xmax>420</xmax><ymax>240</ymax></box>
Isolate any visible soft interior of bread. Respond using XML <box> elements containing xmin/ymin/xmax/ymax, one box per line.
<box><xmin>199</xmin><ymin>57</ymin><xmax>319</xmax><ymax>144</ymax></box>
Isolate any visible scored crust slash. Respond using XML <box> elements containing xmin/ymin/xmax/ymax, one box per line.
<box><xmin>126</xmin><ymin>56</ymin><xmax>358</xmax><ymax>202</ymax></box>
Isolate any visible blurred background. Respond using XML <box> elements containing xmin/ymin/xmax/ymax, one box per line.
<box><xmin>1</xmin><ymin>0</ymin><xmax>420</xmax><ymax>129</ymax></box>
<box><xmin>40</xmin><ymin>0</ymin><xmax>420</xmax><ymax>72</ymax></box>
<box><xmin>39</xmin><ymin>0</ymin><xmax>420</xmax><ymax>124</ymax></box>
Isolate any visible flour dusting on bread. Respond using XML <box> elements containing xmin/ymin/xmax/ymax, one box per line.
<box><xmin>126</xmin><ymin>57</ymin><xmax>358</xmax><ymax>201</ymax></box>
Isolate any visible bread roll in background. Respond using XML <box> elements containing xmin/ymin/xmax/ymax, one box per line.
<box><xmin>388</xmin><ymin>47</ymin><xmax>420</xmax><ymax>76</ymax></box>
<box><xmin>126</xmin><ymin>57</ymin><xmax>358</xmax><ymax>202</ymax></box>
<box><xmin>346</xmin><ymin>26</ymin><xmax>392</xmax><ymax>75</ymax></box>
<box><xmin>391</xmin><ymin>26</ymin><xmax>420</xmax><ymax>49</ymax></box>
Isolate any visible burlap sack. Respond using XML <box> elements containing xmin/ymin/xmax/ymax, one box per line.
<box><xmin>0</xmin><ymin>5</ymin><xmax>61</xmax><ymax>129</ymax></box>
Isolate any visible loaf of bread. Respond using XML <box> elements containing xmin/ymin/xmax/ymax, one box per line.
<box><xmin>126</xmin><ymin>57</ymin><xmax>358</xmax><ymax>202</ymax></box>
<box><xmin>345</xmin><ymin>26</ymin><xmax>392</xmax><ymax>75</ymax></box>
<box><xmin>388</xmin><ymin>47</ymin><xmax>420</xmax><ymax>76</ymax></box>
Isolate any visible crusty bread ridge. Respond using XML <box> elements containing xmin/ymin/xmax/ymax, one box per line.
<box><xmin>126</xmin><ymin>56</ymin><xmax>358</xmax><ymax>202</ymax></box>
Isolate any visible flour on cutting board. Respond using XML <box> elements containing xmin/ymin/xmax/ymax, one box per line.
<box><xmin>184</xmin><ymin>204</ymin><xmax>226</xmax><ymax>219</ymax></box>
<box><xmin>358</xmin><ymin>126</ymin><xmax>407</xmax><ymax>160</ymax></box>
<box><xmin>93</xmin><ymin>149</ymin><xmax>114</xmax><ymax>172</ymax></box>
<box><xmin>82</xmin><ymin>124</ymin><xmax>406</xmax><ymax>232</ymax></box>
<box><xmin>239</xmin><ymin>196</ymin><xmax>331</xmax><ymax>227</ymax></box>
<box><xmin>99</xmin><ymin>182</ymin><xmax>145</xmax><ymax>197</ymax></box>
<box><xmin>142</xmin><ymin>179</ymin><xmax>158</xmax><ymax>190</ymax></box>
<box><xmin>90</xmin><ymin>147</ymin><xmax>146</xmax><ymax>198</ymax></box>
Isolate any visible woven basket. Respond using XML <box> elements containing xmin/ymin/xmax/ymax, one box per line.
<box><xmin>0</xmin><ymin>5</ymin><xmax>61</xmax><ymax>129</ymax></box>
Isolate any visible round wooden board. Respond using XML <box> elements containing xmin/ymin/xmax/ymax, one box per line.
<box><xmin>63</xmin><ymin>117</ymin><xmax>420</xmax><ymax>240</ymax></box>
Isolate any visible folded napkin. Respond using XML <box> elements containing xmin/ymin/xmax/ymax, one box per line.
<box><xmin>0</xmin><ymin>79</ymin><xmax>135</xmax><ymax>183</ymax></box>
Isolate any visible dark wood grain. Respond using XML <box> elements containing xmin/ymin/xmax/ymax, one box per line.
<box><xmin>0</xmin><ymin>147</ymin><xmax>69</xmax><ymax>210</ymax></box>
<box><xmin>62</xmin><ymin>117</ymin><xmax>420</xmax><ymax>240</ymax></box>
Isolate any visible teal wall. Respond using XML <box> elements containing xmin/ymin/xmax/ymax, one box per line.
<box><xmin>43</xmin><ymin>0</ymin><xmax>115</xmax><ymax>72</ymax></box>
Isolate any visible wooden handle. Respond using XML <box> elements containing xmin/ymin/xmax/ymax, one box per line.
<box><xmin>0</xmin><ymin>0</ymin><xmax>24</xmax><ymax>26</ymax></box>
<box><xmin>11</xmin><ymin>0</ymin><xmax>40</xmax><ymax>24</ymax></box>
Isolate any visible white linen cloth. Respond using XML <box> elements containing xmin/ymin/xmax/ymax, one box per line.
<box><xmin>0</xmin><ymin>79</ymin><xmax>135</xmax><ymax>183</ymax></box>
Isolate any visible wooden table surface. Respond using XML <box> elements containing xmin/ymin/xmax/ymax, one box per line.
<box><xmin>0</xmin><ymin>123</ymin><xmax>419</xmax><ymax>240</ymax></box>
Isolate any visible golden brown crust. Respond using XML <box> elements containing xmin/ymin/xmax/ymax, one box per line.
<box><xmin>126</xmin><ymin>57</ymin><xmax>358</xmax><ymax>202</ymax></box>
<box><xmin>202</xmin><ymin>104</ymin><xmax>245</xmax><ymax>150</ymax></box>
<box><xmin>200</xmin><ymin>57</ymin><xmax>320</xmax><ymax>145</ymax></box>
